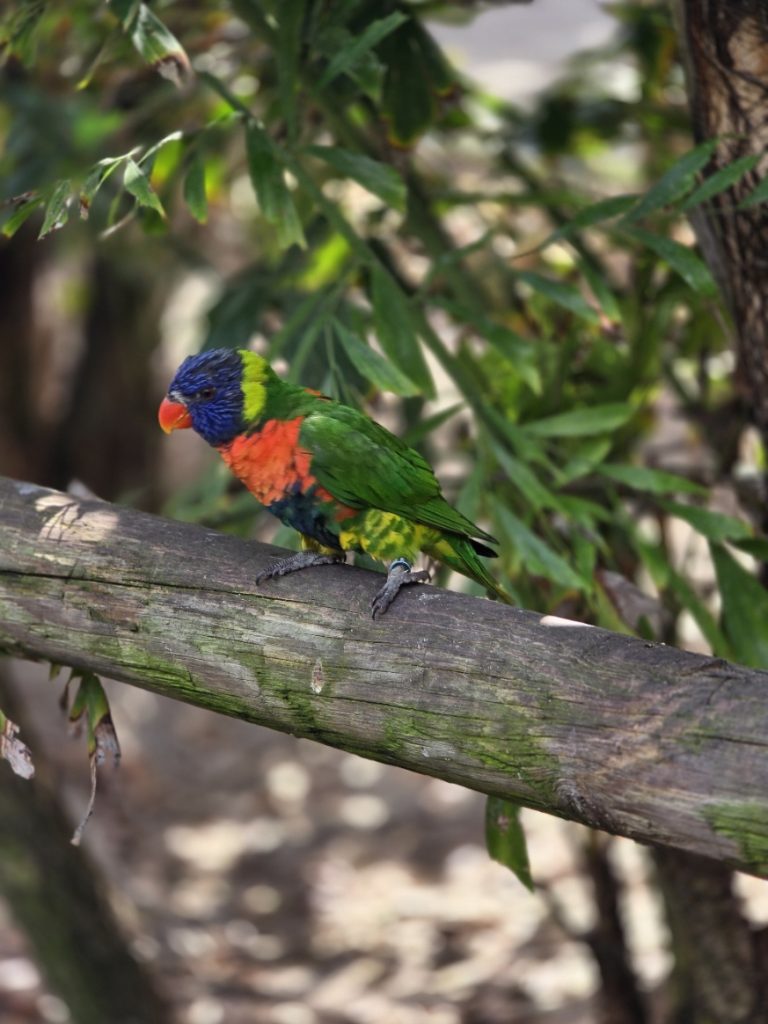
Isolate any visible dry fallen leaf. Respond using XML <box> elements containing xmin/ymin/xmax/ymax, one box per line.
<box><xmin>0</xmin><ymin>709</ymin><xmax>35</xmax><ymax>780</ymax></box>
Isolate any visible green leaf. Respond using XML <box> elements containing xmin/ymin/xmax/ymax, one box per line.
<box><xmin>485</xmin><ymin>797</ymin><xmax>533</xmax><ymax>891</ymax></box>
<box><xmin>318</xmin><ymin>10</ymin><xmax>407</xmax><ymax>88</ymax></box>
<box><xmin>556</xmin><ymin>494</ymin><xmax>611</xmax><ymax>527</ymax></box>
<box><xmin>1</xmin><ymin>194</ymin><xmax>44</xmax><ymax>238</ymax></box>
<box><xmin>245</xmin><ymin>123</ymin><xmax>306</xmax><ymax>250</ymax></box>
<box><xmin>494</xmin><ymin>504</ymin><xmax>586</xmax><ymax>590</ymax></box>
<box><xmin>661</xmin><ymin>501</ymin><xmax>752</xmax><ymax>542</ymax></box>
<box><xmin>622</xmin><ymin>139</ymin><xmax>718</xmax><ymax>221</ymax></box>
<box><xmin>140</xmin><ymin>130</ymin><xmax>183</xmax><ymax>168</ymax></box>
<box><xmin>38</xmin><ymin>180</ymin><xmax>71</xmax><ymax>239</ymax></box>
<box><xmin>629</xmin><ymin>527</ymin><xmax>730</xmax><ymax>655</ymax></box>
<box><xmin>276</xmin><ymin>0</ymin><xmax>305</xmax><ymax>138</ymax></box>
<box><xmin>109</xmin><ymin>0</ymin><xmax>139</xmax><ymax>21</ymax></box>
<box><xmin>579</xmin><ymin>256</ymin><xmax>623</xmax><ymax>323</ymax></box>
<box><xmin>573</xmin><ymin>531</ymin><xmax>598</xmax><ymax>586</ymax></box>
<box><xmin>1</xmin><ymin>0</ymin><xmax>46</xmax><ymax>65</ymax></box>
<box><xmin>557</xmin><ymin>437</ymin><xmax>613</xmax><ymax>485</ymax></box>
<box><xmin>599</xmin><ymin>464</ymin><xmax>705</xmax><ymax>495</ymax></box>
<box><xmin>731</xmin><ymin>537</ymin><xmax>768</xmax><ymax>562</ymax></box>
<box><xmin>80</xmin><ymin>155</ymin><xmax>127</xmax><ymax>217</ymax></box>
<box><xmin>492</xmin><ymin>442</ymin><xmax>562</xmax><ymax>512</ymax></box>
<box><xmin>402</xmin><ymin>402</ymin><xmax>463</xmax><ymax>446</ymax></box>
<box><xmin>712</xmin><ymin>543</ymin><xmax>768</xmax><ymax>668</ymax></box>
<box><xmin>524</xmin><ymin>403</ymin><xmax>633</xmax><ymax>439</ymax></box>
<box><xmin>68</xmin><ymin>672</ymin><xmax>111</xmax><ymax>752</ymax></box>
<box><xmin>116</xmin><ymin>2</ymin><xmax>191</xmax><ymax>86</ymax></box>
<box><xmin>68</xmin><ymin>671</ymin><xmax>121</xmax><ymax>846</ymax></box>
<box><xmin>306</xmin><ymin>145</ymin><xmax>407</xmax><ymax>212</ymax></box>
<box><xmin>681</xmin><ymin>153</ymin><xmax>761</xmax><ymax>211</ymax></box>
<box><xmin>123</xmin><ymin>158</ymin><xmax>165</xmax><ymax>215</ymax></box>
<box><xmin>737</xmin><ymin>172</ymin><xmax>768</xmax><ymax>210</ymax></box>
<box><xmin>568</xmin><ymin>193</ymin><xmax>639</xmax><ymax>230</ymax></box>
<box><xmin>380</xmin><ymin>23</ymin><xmax>434</xmax><ymax>146</ymax></box>
<box><xmin>183</xmin><ymin>155</ymin><xmax>208</xmax><ymax>223</ymax></box>
<box><xmin>532</xmin><ymin>194</ymin><xmax>637</xmax><ymax>255</ymax></box>
<box><xmin>371</xmin><ymin>266</ymin><xmax>433</xmax><ymax>396</ymax></box>
<box><xmin>667</xmin><ymin>564</ymin><xmax>730</xmax><ymax>657</ymax></box>
<box><xmin>629</xmin><ymin>530</ymin><xmax>670</xmax><ymax>589</ymax></box>
<box><xmin>620</xmin><ymin>226</ymin><xmax>716</xmax><ymax>295</ymax></box>
<box><xmin>411</xmin><ymin>18</ymin><xmax>454</xmax><ymax>97</ymax></box>
<box><xmin>333</xmin><ymin>320</ymin><xmax>420</xmax><ymax>396</ymax></box>
<box><xmin>515</xmin><ymin>270</ymin><xmax>600</xmax><ymax>323</ymax></box>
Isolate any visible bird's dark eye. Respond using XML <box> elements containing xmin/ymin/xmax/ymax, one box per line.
<box><xmin>198</xmin><ymin>386</ymin><xmax>216</xmax><ymax>400</ymax></box>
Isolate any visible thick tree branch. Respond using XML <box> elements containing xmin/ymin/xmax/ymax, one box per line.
<box><xmin>1</xmin><ymin>476</ymin><xmax>768</xmax><ymax>876</ymax></box>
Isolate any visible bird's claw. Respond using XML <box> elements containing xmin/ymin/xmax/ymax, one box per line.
<box><xmin>371</xmin><ymin>566</ymin><xmax>430</xmax><ymax>619</ymax></box>
<box><xmin>255</xmin><ymin>551</ymin><xmax>344</xmax><ymax>585</ymax></box>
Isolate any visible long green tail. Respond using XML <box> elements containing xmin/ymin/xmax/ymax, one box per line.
<box><xmin>430</xmin><ymin>536</ymin><xmax>515</xmax><ymax>605</ymax></box>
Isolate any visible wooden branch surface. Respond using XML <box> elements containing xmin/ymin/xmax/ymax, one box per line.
<box><xmin>1</xmin><ymin>476</ymin><xmax>768</xmax><ymax>876</ymax></box>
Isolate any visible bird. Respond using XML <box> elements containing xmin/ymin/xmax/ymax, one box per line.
<box><xmin>158</xmin><ymin>348</ymin><xmax>512</xmax><ymax>617</ymax></box>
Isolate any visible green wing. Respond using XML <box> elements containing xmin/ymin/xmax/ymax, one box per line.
<box><xmin>300</xmin><ymin>404</ymin><xmax>497</xmax><ymax>546</ymax></box>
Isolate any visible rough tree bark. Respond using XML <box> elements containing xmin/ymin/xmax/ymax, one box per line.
<box><xmin>1</xmin><ymin>476</ymin><xmax>768</xmax><ymax>879</ymax></box>
<box><xmin>673</xmin><ymin>0</ymin><xmax>768</xmax><ymax>438</ymax></box>
<box><xmin>653</xmin><ymin>845</ymin><xmax>767</xmax><ymax>1024</ymax></box>
<box><xmin>660</xmin><ymin>10</ymin><xmax>768</xmax><ymax>1020</ymax></box>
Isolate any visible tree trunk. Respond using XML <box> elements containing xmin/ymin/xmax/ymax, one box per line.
<box><xmin>673</xmin><ymin>0</ymin><xmax>768</xmax><ymax>438</ymax></box>
<box><xmin>654</xmin><ymin>846</ymin><xmax>768</xmax><ymax>1024</ymax></box>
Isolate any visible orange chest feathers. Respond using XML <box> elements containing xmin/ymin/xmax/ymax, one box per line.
<box><xmin>218</xmin><ymin>417</ymin><xmax>316</xmax><ymax>506</ymax></box>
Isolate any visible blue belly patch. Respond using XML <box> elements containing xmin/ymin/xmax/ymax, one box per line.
<box><xmin>268</xmin><ymin>485</ymin><xmax>342</xmax><ymax>549</ymax></box>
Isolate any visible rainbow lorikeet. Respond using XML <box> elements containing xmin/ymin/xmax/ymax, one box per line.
<box><xmin>159</xmin><ymin>348</ymin><xmax>512</xmax><ymax>617</ymax></box>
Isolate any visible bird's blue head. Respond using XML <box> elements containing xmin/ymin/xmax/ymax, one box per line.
<box><xmin>159</xmin><ymin>348</ymin><xmax>272</xmax><ymax>446</ymax></box>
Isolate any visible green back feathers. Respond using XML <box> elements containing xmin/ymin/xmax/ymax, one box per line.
<box><xmin>299</xmin><ymin>405</ymin><xmax>497</xmax><ymax>550</ymax></box>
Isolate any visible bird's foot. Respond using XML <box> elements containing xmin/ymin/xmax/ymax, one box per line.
<box><xmin>371</xmin><ymin>558</ymin><xmax>430</xmax><ymax>619</ymax></box>
<box><xmin>255</xmin><ymin>550</ymin><xmax>345</xmax><ymax>584</ymax></box>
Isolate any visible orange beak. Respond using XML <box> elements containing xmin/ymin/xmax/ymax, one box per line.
<box><xmin>158</xmin><ymin>396</ymin><xmax>193</xmax><ymax>433</ymax></box>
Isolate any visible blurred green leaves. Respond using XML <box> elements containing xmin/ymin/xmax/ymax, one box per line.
<box><xmin>333</xmin><ymin>320</ymin><xmax>420</xmax><ymax>397</ymax></box>
<box><xmin>371</xmin><ymin>266</ymin><xmax>434</xmax><ymax>397</ymax></box>
<box><xmin>307</xmin><ymin>146</ymin><xmax>407</xmax><ymax>212</ymax></box>
<box><xmin>245</xmin><ymin>123</ymin><xmax>305</xmax><ymax>250</ymax></box>
<box><xmin>621</xmin><ymin>139</ymin><xmax>718</xmax><ymax>222</ymax></box>
<box><xmin>183</xmin><ymin>155</ymin><xmax>208</xmax><ymax>224</ymax></box>
<box><xmin>712</xmin><ymin>545</ymin><xmax>768</xmax><ymax>668</ymax></box>
<box><xmin>317</xmin><ymin>10</ymin><xmax>406</xmax><ymax>89</ymax></box>
<box><xmin>524</xmin><ymin>404</ymin><xmax>634</xmax><ymax>439</ymax></box>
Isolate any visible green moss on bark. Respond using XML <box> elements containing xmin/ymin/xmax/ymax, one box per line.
<box><xmin>703</xmin><ymin>801</ymin><xmax>768</xmax><ymax>875</ymax></box>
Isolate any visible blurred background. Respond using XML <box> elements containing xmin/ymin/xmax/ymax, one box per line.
<box><xmin>2</xmin><ymin>1</ymin><xmax>768</xmax><ymax>1022</ymax></box>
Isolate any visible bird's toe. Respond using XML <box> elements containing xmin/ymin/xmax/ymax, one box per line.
<box><xmin>370</xmin><ymin>568</ymin><xmax>430</xmax><ymax>619</ymax></box>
